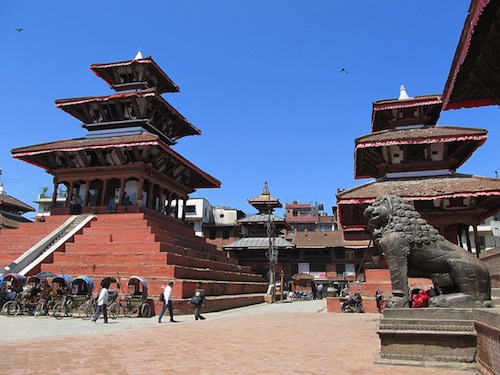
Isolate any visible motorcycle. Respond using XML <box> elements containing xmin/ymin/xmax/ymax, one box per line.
<box><xmin>340</xmin><ymin>293</ymin><xmax>365</xmax><ymax>313</ymax></box>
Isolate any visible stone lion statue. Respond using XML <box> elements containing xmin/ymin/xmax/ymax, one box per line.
<box><xmin>364</xmin><ymin>194</ymin><xmax>492</xmax><ymax>308</ymax></box>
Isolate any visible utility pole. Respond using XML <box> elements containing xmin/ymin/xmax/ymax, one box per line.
<box><xmin>267</xmin><ymin>199</ymin><xmax>277</xmax><ymax>303</ymax></box>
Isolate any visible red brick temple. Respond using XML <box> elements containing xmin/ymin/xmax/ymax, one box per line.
<box><xmin>3</xmin><ymin>53</ymin><xmax>268</xmax><ymax>313</ymax></box>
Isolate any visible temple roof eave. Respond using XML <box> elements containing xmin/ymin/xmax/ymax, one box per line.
<box><xmin>55</xmin><ymin>89</ymin><xmax>201</xmax><ymax>140</ymax></box>
<box><xmin>355</xmin><ymin>126</ymin><xmax>488</xmax><ymax>147</ymax></box>
<box><xmin>442</xmin><ymin>0</ymin><xmax>500</xmax><ymax>110</ymax></box>
<box><xmin>337</xmin><ymin>173</ymin><xmax>500</xmax><ymax>204</ymax></box>
<box><xmin>90</xmin><ymin>56</ymin><xmax>180</xmax><ymax>94</ymax></box>
<box><xmin>10</xmin><ymin>133</ymin><xmax>221</xmax><ymax>190</ymax></box>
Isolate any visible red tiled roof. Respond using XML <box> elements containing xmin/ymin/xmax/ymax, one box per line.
<box><xmin>11</xmin><ymin>133</ymin><xmax>221</xmax><ymax>189</ymax></box>
<box><xmin>90</xmin><ymin>56</ymin><xmax>180</xmax><ymax>94</ymax></box>
<box><xmin>355</xmin><ymin>126</ymin><xmax>487</xmax><ymax>148</ymax></box>
<box><xmin>337</xmin><ymin>173</ymin><xmax>500</xmax><ymax>204</ymax></box>
<box><xmin>293</xmin><ymin>231</ymin><xmax>369</xmax><ymax>249</ymax></box>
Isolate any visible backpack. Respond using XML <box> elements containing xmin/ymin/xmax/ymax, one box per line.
<box><xmin>190</xmin><ymin>295</ymin><xmax>201</xmax><ymax>305</ymax></box>
<box><xmin>159</xmin><ymin>290</ymin><xmax>165</xmax><ymax>302</ymax></box>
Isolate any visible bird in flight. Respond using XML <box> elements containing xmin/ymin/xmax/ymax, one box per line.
<box><xmin>15</xmin><ymin>28</ymin><xmax>24</xmax><ymax>32</ymax></box>
<box><xmin>339</xmin><ymin>68</ymin><xmax>348</xmax><ymax>74</ymax></box>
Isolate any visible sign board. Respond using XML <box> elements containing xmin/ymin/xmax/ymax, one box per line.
<box><xmin>310</xmin><ymin>272</ymin><xmax>326</xmax><ymax>279</ymax></box>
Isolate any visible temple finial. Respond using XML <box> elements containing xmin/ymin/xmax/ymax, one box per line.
<box><xmin>262</xmin><ymin>181</ymin><xmax>270</xmax><ymax>195</ymax></box>
<box><xmin>134</xmin><ymin>50</ymin><xmax>143</xmax><ymax>60</ymax></box>
<box><xmin>399</xmin><ymin>85</ymin><xmax>411</xmax><ymax>100</ymax></box>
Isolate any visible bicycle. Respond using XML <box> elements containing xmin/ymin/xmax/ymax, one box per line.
<box><xmin>52</xmin><ymin>295</ymin><xmax>74</xmax><ymax>319</ymax></box>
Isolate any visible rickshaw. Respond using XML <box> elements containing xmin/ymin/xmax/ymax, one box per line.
<box><xmin>0</xmin><ymin>273</ymin><xmax>27</xmax><ymax>316</ymax></box>
<box><xmin>33</xmin><ymin>271</ymin><xmax>57</xmax><ymax>317</ymax></box>
<box><xmin>51</xmin><ymin>274</ymin><xmax>73</xmax><ymax>319</ymax></box>
<box><xmin>70</xmin><ymin>276</ymin><xmax>96</xmax><ymax>319</ymax></box>
<box><xmin>18</xmin><ymin>276</ymin><xmax>42</xmax><ymax>315</ymax></box>
<box><xmin>109</xmin><ymin>276</ymin><xmax>151</xmax><ymax>318</ymax></box>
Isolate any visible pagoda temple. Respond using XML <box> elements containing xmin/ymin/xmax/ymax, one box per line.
<box><xmin>223</xmin><ymin>182</ymin><xmax>294</xmax><ymax>283</ymax></box>
<box><xmin>337</xmin><ymin>85</ymin><xmax>500</xmax><ymax>256</ymax></box>
<box><xmin>0</xmin><ymin>183</ymin><xmax>35</xmax><ymax>229</ymax></box>
<box><xmin>3</xmin><ymin>53</ymin><xmax>268</xmax><ymax>313</ymax></box>
<box><xmin>12</xmin><ymin>52</ymin><xmax>219</xmax><ymax>214</ymax></box>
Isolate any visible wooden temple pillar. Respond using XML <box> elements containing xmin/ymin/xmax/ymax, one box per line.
<box><xmin>166</xmin><ymin>191</ymin><xmax>173</xmax><ymax>216</ymax></box>
<box><xmin>472</xmin><ymin>221</ymin><xmax>481</xmax><ymax>257</ymax></box>
<box><xmin>83</xmin><ymin>179</ymin><xmax>90</xmax><ymax>206</ymax></box>
<box><xmin>181</xmin><ymin>196</ymin><xmax>187</xmax><ymax>221</ymax></box>
<box><xmin>119</xmin><ymin>179</ymin><xmax>126</xmax><ymax>204</ymax></box>
<box><xmin>137</xmin><ymin>178</ymin><xmax>144</xmax><ymax>206</ymax></box>
<box><xmin>101</xmin><ymin>180</ymin><xmax>108</xmax><ymax>206</ymax></box>
<box><xmin>147</xmin><ymin>182</ymin><xmax>154</xmax><ymax>209</ymax></box>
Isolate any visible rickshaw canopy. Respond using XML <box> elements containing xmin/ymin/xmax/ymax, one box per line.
<box><xmin>52</xmin><ymin>274</ymin><xmax>72</xmax><ymax>287</ymax></box>
<box><xmin>72</xmin><ymin>275</ymin><xmax>95</xmax><ymax>295</ymax></box>
<box><xmin>128</xmin><ymin>276</ymin><xmax>148</xmax><ymax>289</ymax></box>
<box><xmin>3</xmin><ymin>273</ymin><xmax>27</xmax><ymax>292</ymax></box>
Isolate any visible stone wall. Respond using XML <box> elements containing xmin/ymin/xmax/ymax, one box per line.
<box><xmin>474</xmin><ymin>309</ymin><xmax>500</xmax><ymax>375</ymax></box>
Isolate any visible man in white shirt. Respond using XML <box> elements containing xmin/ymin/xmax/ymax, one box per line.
<box><xmin>158</xmin><ymin>281</ymin><xmax>175</xmax><ymax>323</ymax></box>
<box><xmin>92</xmin><ymin>285</ymin><xmax>109</xmax><ymax>323</ymax></box>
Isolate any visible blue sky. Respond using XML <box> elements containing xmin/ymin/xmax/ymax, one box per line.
<box><xmin>2</xmin><ymin>1</ymin><xmax>498</xmax><ymax>218</ymax></box>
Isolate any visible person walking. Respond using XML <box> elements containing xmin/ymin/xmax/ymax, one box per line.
<box><xmin>158</xmin><ymin>281</ymin><xmax>175</xmax><ymax>323</ymax></box>
<box><xmin>92</xmin><ymin>283</ymin><xmax>109</xmax><ymax>323</ymax></box>
<box><xmin>190</xmin><ymin>281</ymin><xmax>206</xmax><ymax>320</ymax></box>
<box><xmin>316</xmin><ymin>283</ymin><xmax>324</xmax><ymax>300</ymax></box>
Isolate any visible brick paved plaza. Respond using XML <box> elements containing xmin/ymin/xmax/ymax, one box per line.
<box><xmin>0</xmin><ymin>300</ymin><xmax>476</xmax><ymax>375</ymax></box>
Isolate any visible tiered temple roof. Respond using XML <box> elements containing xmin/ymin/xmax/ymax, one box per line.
<box><xmin>338</xmin><ymin>85</ymin><xmax>500</xmax><ymax>246</ymax></box>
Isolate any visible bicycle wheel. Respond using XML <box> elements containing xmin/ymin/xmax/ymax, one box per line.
<box><xmin>140</xmin><ymin>303</ymin><xmax>151</xmax><ymax>318</ymax></box>
<box><xmin>2</xmin><ymin>301</ymin><xmax>20</xmax><ymax>316</ymax></box>
<box><xmin>65</xmin><ymin>301</ymin><xmax>74</xmax><ymax>318</ymax></box>
<box><xmin>124</xmin><ymin>304</ymin><xmax>135</xmax><ymax>318</ymax></box>
<box><xmin>109</xmin><ymin>302</ymin><xmax>121</xmax><ymax>319</ymax></box>
<box><xmin>78</xmin><ymin>302</ymin><xmax>95</xmax><ymax>319</ymax></box>
<box><xmin>35</xmin><ymin>300</ymin><xmax>45</xmax><ymax>318</ymax></box>
<box><xmin>52</xmin><ymin>302</ymin><xmax>64</xmax><ymax>320</ymax></box>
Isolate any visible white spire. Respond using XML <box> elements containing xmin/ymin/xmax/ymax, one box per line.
<box><xmin>134</xmin><ymin>50</ymin><xmax>143</xmax><ymax>60</ymax></box>
<box><xmin>0</xmin><ymin>183</ymin><xmax>4</xmax><ymax>195</ymax></box>
<box><xmin>399</xmin><ymin>85</ymin><xmax>412</xmax><ymax>100</ymax></box>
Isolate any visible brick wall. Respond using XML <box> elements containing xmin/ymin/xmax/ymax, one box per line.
<box><xmin>474</xmin><ymin>309</ymin><xmax>500</xmax><ymax>375</ymax></box>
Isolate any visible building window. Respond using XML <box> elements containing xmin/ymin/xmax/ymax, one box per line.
<box><xmin>297</xmin><ymin>224</ymin><xmax>305</xmax><ymax>232</ymax></box>
<box><xmin>355</xmin><ymin>250</ymin><xmax>364</xmax><ymax>259</ymax></box>
<box><xmin>209</xmin><ymin>231</ymin><xmax>216</xmax><ymax>240</ymax></box>
<box><xmin>223</xmin><ymin>230</ymin><xmax>229</xmax><ymax>239</ymax></box>
<box><xmin>310</xmin><ymin>263</ymin><xmax>326</xmax><ymax>272</ymax></box>
<box><xmin>293</xmin><ymin>210</ymin><xmax>298</xmax><ymax>217</ymax></box>
<box><xmin>335</xmin><ymin>249</ymin><xmax>345</xmax><ymax>259</ymax></box>
<box><xmin>336</xmin><ymin>264</ymin><xmax>345</xmax><ymax>275</ymax></box>
<box><xmin>185</xmin><ymin>205</ymin><xmax>196</xmax><ymax>215</ymax></box>
<box><xmin>306</xmin><ymin>224</ymin><xmax>315</xmax><ymax>232</ymax></box>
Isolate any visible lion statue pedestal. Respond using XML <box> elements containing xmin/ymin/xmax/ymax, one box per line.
<box><xmin>365</xmin><ymin>194</ymin><xmax>493</xmax><ymax>369</ymax></box>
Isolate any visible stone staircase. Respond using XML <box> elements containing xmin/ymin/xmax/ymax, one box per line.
<box><xmin>0</xmin><ymin>209</ymin><xmax>268</xmax><ymax>314</ymax></box>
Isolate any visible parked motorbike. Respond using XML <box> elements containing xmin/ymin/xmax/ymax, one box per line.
<box><xmin>340</xmin><ymin>293</ymin><xmax>365</xmax><ymax>313</ymax></box>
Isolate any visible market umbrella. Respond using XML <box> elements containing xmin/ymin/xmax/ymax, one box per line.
<box><xmin>36</xmin><ymin>271</ymin><xmax>57</xmax><ymax>279</ymax></box>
